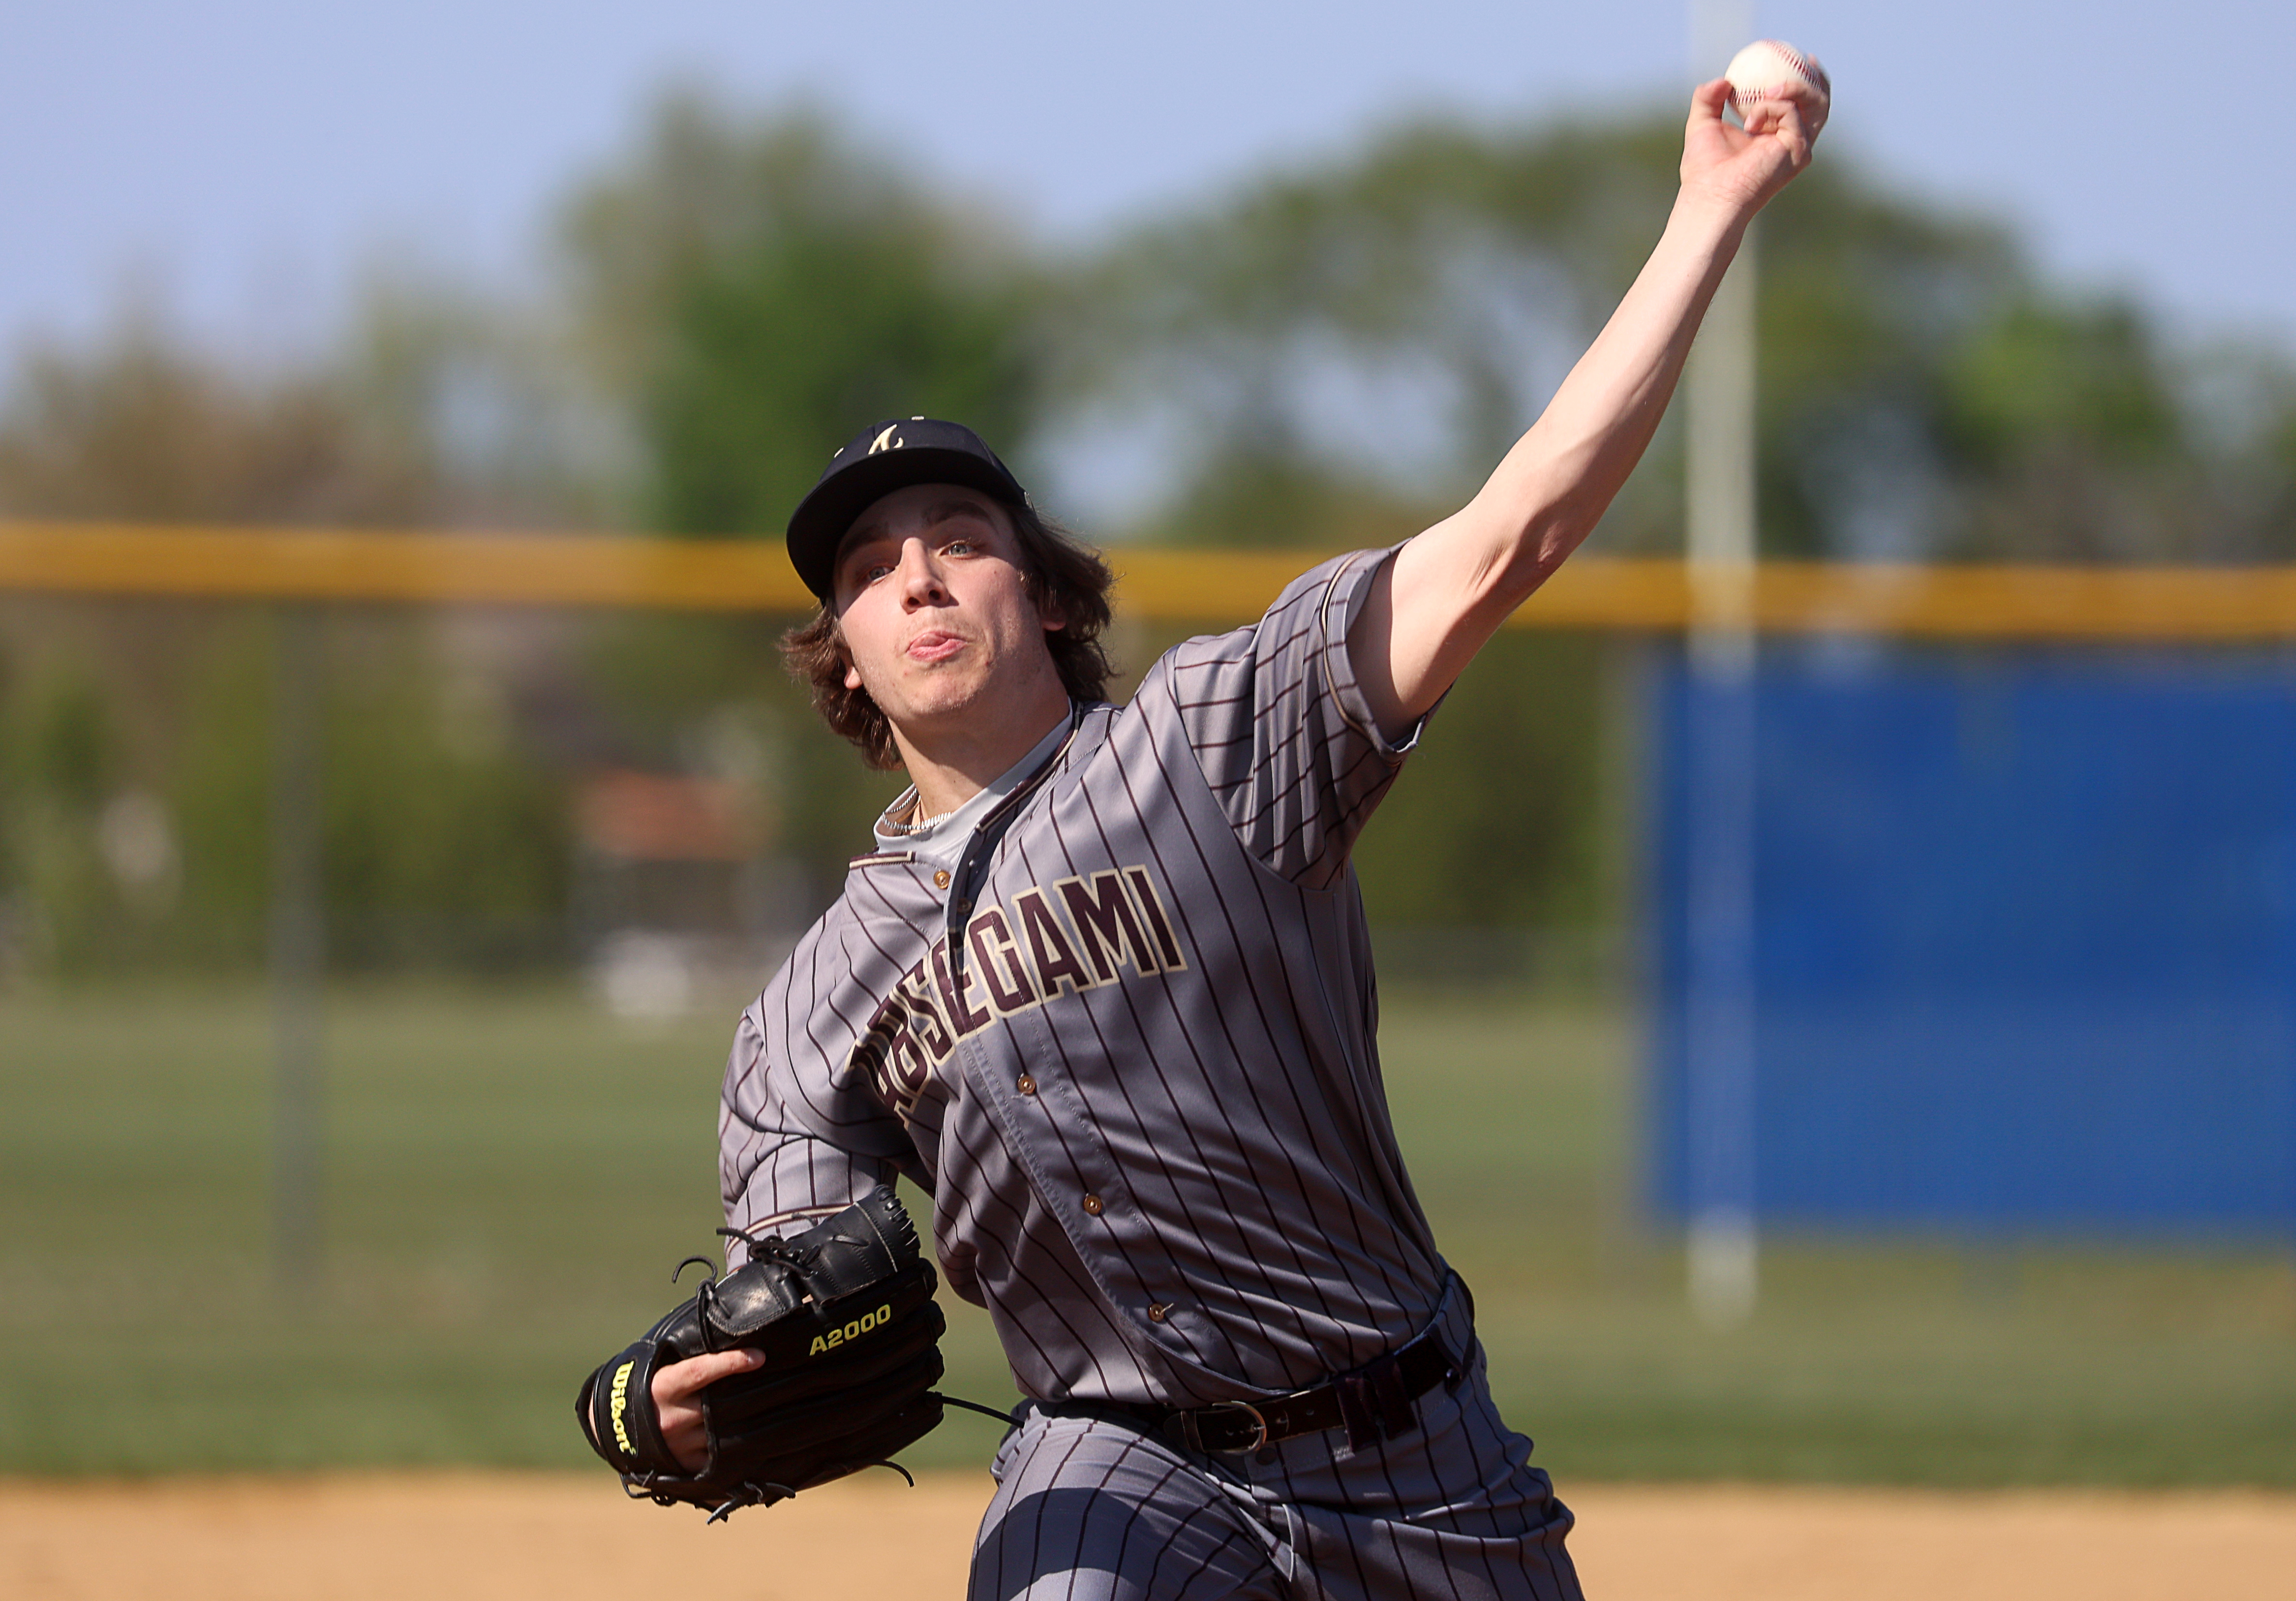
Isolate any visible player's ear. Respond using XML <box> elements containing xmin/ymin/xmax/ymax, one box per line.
<box><xmin>1027</xmin><ymin>569</ymin><xmax>1068</xmax><ymax>634</ymax></box>
<box><xmin>831</xmin><ymin>620</ymin><xmax>865</xmax><ymax>691</ymax></box>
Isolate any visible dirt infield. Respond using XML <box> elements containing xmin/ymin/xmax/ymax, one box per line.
<box><xmin>5</xmin><ymin>1472</ymin><xmax>2293</xmax><ymax>1599</ymax></box>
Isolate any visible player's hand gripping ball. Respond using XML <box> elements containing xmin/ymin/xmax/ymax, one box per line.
<box><xmin>575</xmin><ymin>1186</ymin><xmax>947</xmax><ymax>1521</ymax></box>
<box><xmin>1725</xmin><ymin>39</ymin><xmax>1830</xmax><ymax>142</ymax></box>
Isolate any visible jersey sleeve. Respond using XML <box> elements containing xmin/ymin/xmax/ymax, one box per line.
<box><xmin>716</xmin><ymin>989</ymin><xmax>920</xmax><ymax>1268</ymax></box>
<box><xmin>1164</xmin><ymin>544</ymin><xmax>1426</xmax><ymax>889</ymax></box>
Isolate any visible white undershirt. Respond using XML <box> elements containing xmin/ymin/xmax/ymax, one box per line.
<box><xmin>871</xmin><ymin>709</ymin><xmax>1073</xmax><ymax>870</ymax></box>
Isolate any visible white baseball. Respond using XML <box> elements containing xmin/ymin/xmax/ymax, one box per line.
<box><xmin>1724</xmin><ymin>39</ymin><xmax>1830</xmax><ymax>141</ymax></box>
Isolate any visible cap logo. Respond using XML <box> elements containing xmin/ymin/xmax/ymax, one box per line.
<box><xmin>868</xmin><ymin>426</ymin><xmax>904</xmax><ymax>455</ymax></box>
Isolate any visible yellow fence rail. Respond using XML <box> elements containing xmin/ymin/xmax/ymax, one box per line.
<box><xmin>7</xmin><ymin>520</ymin><xmax>2296</xmax><ymax>640</ymax></box>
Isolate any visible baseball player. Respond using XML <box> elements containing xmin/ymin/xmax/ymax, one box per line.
<box><xmin>653</xmin><ymin>81</ymin><xmax>1812</xmax><ymax>1597</ymax></box>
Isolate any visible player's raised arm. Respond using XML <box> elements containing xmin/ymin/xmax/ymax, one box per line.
<box><xmin>1349</xmin><ymin>75</ymin><xmax>1816</xmax><ymax>738</ymax></box>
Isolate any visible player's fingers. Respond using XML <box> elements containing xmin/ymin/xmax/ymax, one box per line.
<box><xmin>653</xmin><ymin>1392</ymin><xmax>714</xmax><ymax>1474</ymax></box>
<box><xmin>1688</xmin><ymin>76</ymin><xmax>1732</xmax><ymax>124</ymax></box>
<box><xmin>650</xmin><ymin>1350</ymin><xmax>766</xmax><ymax>1474</ymax></box>
<box><xmin>1737</xmin><ymin>98</ymin><xmax>1813</xmax><ymax>164</ymax></box>
<box><xmin>651</xmin><ymin>1346</ymin><xmax>765</xmax><ymax>1407</ymax></box>
<box><xmin>1766</xmin><ymin>101</ymin><xmax>1814</xmax><ymax>165</ymax></box>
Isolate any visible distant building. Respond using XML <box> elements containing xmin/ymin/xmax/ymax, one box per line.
<box><xmin>571</xmin><ymin>767</ymin><xmax>790</xmax><ymax>1016</ymax></box>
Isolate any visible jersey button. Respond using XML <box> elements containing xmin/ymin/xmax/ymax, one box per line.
<box><xmin>1080</xmin><ymin>1193</ymin><xmax>1103</xmax><ymax>1216</ymax></box>
<box><xmin>932</xmin><ymin>870</ymin><xmax>951</xmax><ymax>889</ymax></box>
<box><xmin>1015</xmin><ymin>1074</ymin><xmax>1036</xmax><ymax>1096</ymax></box>
<box><xmin>1146</xmin><ymin>1302</ymin><xmax>1169</xmax><ymax>1323</ymax></box>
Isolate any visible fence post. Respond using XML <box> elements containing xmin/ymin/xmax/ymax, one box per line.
<box><xmin>270</xmin><ymin>603</ymin><xmax>325</xmax><ymax>1286</ymax></box>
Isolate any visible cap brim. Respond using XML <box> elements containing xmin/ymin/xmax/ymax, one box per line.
<box><xmin>786</xmin><ymin>447</ymin><xmax>1024</xmax><ymax>601</ymax></box>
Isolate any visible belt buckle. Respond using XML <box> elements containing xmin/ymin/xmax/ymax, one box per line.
<box><xmin>1201</xmin><ymin>1399</ymin><xmax>1269</xmax><ymax>1454</ymax></box>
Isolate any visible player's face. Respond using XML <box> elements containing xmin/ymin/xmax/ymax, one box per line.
<box><xmin>830</xmin><ymin>483</ymin><xmax>1068</xmax><ymax>740</ymax></box>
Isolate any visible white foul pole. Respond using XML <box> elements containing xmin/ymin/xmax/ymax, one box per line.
<box><xmin>1683</xmin><ymin>0</ymin><xmax>1761</xmax><ymax>1329</ymax></box>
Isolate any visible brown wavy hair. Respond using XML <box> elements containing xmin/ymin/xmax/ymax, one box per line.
<box><xmin>779</xmin><ymin>500</ymin><xmax>1117</xmax><ymax>770</ymax></box>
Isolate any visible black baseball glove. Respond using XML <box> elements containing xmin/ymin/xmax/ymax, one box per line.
<box><xmin>575</xmin><ymin>1185</ymin><xmax>947</xmax><ymax>1520</ymax></box>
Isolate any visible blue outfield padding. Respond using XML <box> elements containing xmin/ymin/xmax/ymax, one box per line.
<box><xmin>1647</xmin><ymin>644</ymin><xmax>2296</xmax><ymax>1237</ymax></box>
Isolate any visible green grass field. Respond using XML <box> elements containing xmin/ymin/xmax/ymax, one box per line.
<box><xmin>2</xmin><ymin>981</ymin><xmax>2290</xmax><ymax>1484</ymax></box>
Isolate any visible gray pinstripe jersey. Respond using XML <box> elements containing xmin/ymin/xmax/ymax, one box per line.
<box><xmin>720</xmin><ymin>546</ymin><xmax>1449</xmax><ymax>1410</ymax></box>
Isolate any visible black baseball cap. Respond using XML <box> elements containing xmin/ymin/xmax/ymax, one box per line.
<box><xmin>785</xmin><ymin>417</ymin><xmax>1030</xmax><ymax>601</ymax></box>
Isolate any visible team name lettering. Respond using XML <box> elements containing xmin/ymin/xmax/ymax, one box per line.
<box><xmin>845</xmin><ymin>861</ymin><xmax>1187</xmax><ymax>1122</ymax></box>
<box><xmin>809</xmin><ymin>1303</ymin><xmax>893</xmax><ymax>1356</ymax></box>
<box><xmin>1057</xmin><ymin>871</ymin><xmax>1163</xmax><ymax>983</ymax></box>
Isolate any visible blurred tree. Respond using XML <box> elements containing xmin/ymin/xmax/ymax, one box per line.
<box><xmin>1070</xmin><ymin>110</ymin><xmax>2293</xmax><ymax>566</ymax></box>
<box><xmin>1060</xmin><ymin>118</ymin><xmax>1687</xmax><ymax>549</ymax></box>
<box><xmin>1757</xmin><ymin>168</ymin><xmax>2218</xmax><ymax>562</ymax></box>
<box><xmin>2269</xmin><ymin>395</ymin><xmax>2296</xmax><ymax>541</ymax></box>
<box><xmin>0</xmin><ymin>664</ymin><xmax>123</xmax><ymax>970</ymax></box>
<box><xmin>323</xmin><ymin>637</ymin><xmax>573</xmax><ymax>970</ymax></box>
<box><xmin>1349</xmin><ymin>631</ymin><xmax>1609</xmax><ymax>935</ymax></box>
<box><xmin>0</xmin><ymin>318</ymin><xmax>435</xmax><ymax>528</ymax></box>
<box><xmin>161</xmin><ymin>628</ymin><xmax>271</xmax><ymax>966</ymax></box>
<box><xmin>560</xmin><ymin>93</ymin><xmax>1048</xmax><ymax>907</ymax></box>
<box><xmin>563</xmin><ymin>93</ymin><xmax>1046</xmax><ymax>537</ymax></box>
<box><xmin>0</xmin><ymin>309</ymin><xmax>585</xmax><ymax>976</ymax></box>
<box><xmin>0</xmin><ymin>293</ymin><xmax>612</xmax><ymax>533</ymax></box>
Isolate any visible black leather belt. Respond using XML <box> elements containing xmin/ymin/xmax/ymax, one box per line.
<box><xmin>1049</xmin><ymin>1312</ymin><xmax>1466</xmax><ymax>1457</ymax></box>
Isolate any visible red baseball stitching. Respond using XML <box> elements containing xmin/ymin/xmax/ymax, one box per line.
<box><xmin>1733</xmin><ymin>42</ymin><xmax>1830</xmax><ymax>104</ymax></box>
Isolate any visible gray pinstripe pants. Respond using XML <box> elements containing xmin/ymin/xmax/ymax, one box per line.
<box><xmin>969</xmin><ymin>1296</ymin><xmax>1585</xmax><ymax>1601</ymax></box>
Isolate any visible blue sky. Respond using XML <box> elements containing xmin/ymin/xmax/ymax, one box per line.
<box><xmin>3</xmin><ymin>0</ymin><xmax>2290</xmax><ymax>360</ymax></box>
